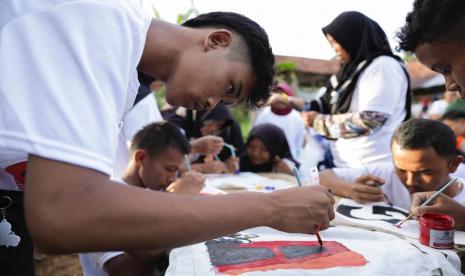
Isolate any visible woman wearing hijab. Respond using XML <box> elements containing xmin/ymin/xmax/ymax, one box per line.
<box><xmin>254</xmin><ymin>82</ymin><xmax>306</xmax><ymax>160</ymax></box>
<box><xmin>303</xmin><ymin>11</ymin><xmax>411</xmax><ymax>168</ymax></box>
<box><xmin>240</xmin><ymin>123</ymin><xmax>299</xmax><ymax>175</ymax></box>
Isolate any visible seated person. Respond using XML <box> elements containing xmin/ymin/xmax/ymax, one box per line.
<box><xmin>165</xmin><ymin>105</ymin><xmax>237</xmax><ymax>174</ymax></box>
<box><xmin>191</xmin><ymin>104</ymin><xmax>244</xmax><ymax>174</ymax></box>
<box><xmin>320</xmin><ymin>119</ymin><xmax>465</xmax><ymax>211</ymax></box>
<box><xmin>79</xmin><ymin>121</ymin><xmax>205</xmax><ymax>276</ymax></box>
<box><xmin>253</xmin><ymin>82</ymin><xmax>306</xmax><ymax>160</ymax></box>
<box><xmin>441</xmin><ymin>109</ymin><xmax>465</xmax><ymax>156</ymax></box>
<box><xmin>240</xmin><ymin>123</ymin><xmax>299</xmax><ymax>175</ymax></box>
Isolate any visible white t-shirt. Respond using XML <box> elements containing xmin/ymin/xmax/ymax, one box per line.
<box><xmin>253</xmin><ymin>106</ymin><xmax>306</xmax><ymax>160</ymax></box>
<box><xmin>428</xmin><ymin>99</ymin><xmax>449</xmax><ymax>118</ymax></box>
<box><xmin>331</xmin><ymin>56</ymin><xmax>408</xmax><ymax>168</ymax></box>
<box><xmin>332</xmin><ymin>162</ymin><xmax>465</xmax><ymax>210</ymax></box>
<box><xmin>0</xmin><ymin>0</ymin><xmax>152</xmax><ymax>176</ymax></box>
<box><xmin>112</xmin><ymin>93</ymin><xmax>163</xmax><ymax>177</ymax></box>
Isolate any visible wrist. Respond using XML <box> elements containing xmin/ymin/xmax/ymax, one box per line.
<box><xmin>255</xmin><ymin>192</ymin><xmax>279</xmax><ymax>229</ymax></box>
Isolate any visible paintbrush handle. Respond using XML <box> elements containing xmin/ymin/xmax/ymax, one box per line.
<box><xmin>420</xmin><ymin>177</ymin><xmax>457</xmax><ymax>207</ymax></box>
<box><xmin>292</xmin><ymin>166</ymin><xmax>303</xmax><ymax>187</ymax></box>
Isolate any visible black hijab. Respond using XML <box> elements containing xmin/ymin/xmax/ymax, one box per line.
<box><xmin>240</xmin><ymin>124</ymin><xmax>299</xmax><ymax>173</ymax></box>
<box><xmin>317</xmin><ymin>11</ymin><xmax>411</xmax><ymax>119</ymax></box>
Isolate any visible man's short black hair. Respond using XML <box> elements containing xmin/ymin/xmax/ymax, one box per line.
<box><xmin>183</xmin><ymin>12</ymin><xmax>275</xmax><ymax>109</ymax></box>
<box><xmin>392</xmin><ymin>119</ymin><xmax>456</xmax><ymax>158</ymax></box>
<box><xmin>397</xmin><ymin>0</ymin><xmax>465</xmax><ymax>52</ymax></box>
<box><xmin>131</xmin><ymin>121</ymin><xmax>190</xmax><ymax>158</ymax></box>
<box><xmin>442</xmin><ymin>109</ymin><xmax>465</xmax><ymax>121</ymax></box>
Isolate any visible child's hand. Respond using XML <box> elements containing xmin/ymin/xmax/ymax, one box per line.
<box><xmin>273</xmin><ymin>157</ymin><xmax>293</xmax><ymax>175</ymax></box>
<box><xmin>166</xmin><ymin>171</ymin><xmax>205</xmax><ymax>195</ymax></box>
<box><xmin>349</xmin><ymin>175</ymin><xmax>385</xmax><ymax>203</ymax></box>
<box><xmin>190</xmin><ymin>136</ymin><xmax>224</xmax><ymax>155</ymax></box>
<box><xmin>199</xmin><ymin>156</ymin><xmax>228</xmax><ymax>174</ymax></box>
<box><xmin>225</xmin><ymin>157</ymin><xmax>239</xmax><ymax>173</ymax></box>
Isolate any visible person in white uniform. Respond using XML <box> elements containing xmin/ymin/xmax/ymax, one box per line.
<box><xmin>303</xmin><ymin>11</ymin><xmax>411</xmax><ymax>168</ymax></box>
<box><xmin>320</xmin><ymin>119</ymin><xmax>465</xmax><ymax>211</ymax></box>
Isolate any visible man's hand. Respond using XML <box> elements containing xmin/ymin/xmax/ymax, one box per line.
<box><xmin>166</xmin><ymin>171</ymin><xmax>205</xmax><ymax>195</ymax></box>
<box><xmin>270</xmin><ymin>186</ymin><xmax>335</xmax><ymax>233</ymax></box>
<box><xmin>301</xmin><ymin>111</ymin><xmax>320</xmax><ymax>128</ymax></box>
<box><xmin>190</xmin><ymin>136</ymin><xmax>223</xmax><ymax>155</ymax></box>
<box><xmin>411</xmin><ymin>192</ymin><xmax>465</xmax><ymax>229</ymax></box>
<box><xmin>349</xmin><ymin>175</ymin><xmax>385</xmax><ymax>204</ymax></box>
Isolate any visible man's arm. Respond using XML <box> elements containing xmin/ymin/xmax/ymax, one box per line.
<box><xmin>26</xmin><ymin>155</ymin><xmax>334</xmax><ymax>253</ymax></box>
<box><xmin>319</xmin><ymin>169</ymin><xmax>385</xmax><ymax>203</ymax></box>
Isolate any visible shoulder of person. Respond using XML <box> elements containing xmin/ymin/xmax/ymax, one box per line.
<box><xmin>361</xmin><ymin>56</ymin><xmax>407</xmax><ymax>81</ymax></box>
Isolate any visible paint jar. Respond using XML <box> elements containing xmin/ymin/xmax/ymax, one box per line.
<box><xmin>419</xmin><ymin>213</ymin><xmax>454</xmax><ymax>249</ymax></box>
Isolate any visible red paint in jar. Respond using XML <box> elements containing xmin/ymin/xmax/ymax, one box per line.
<box><xmin>419</xmin><ymin>213</ymin><xmax>454</xmax><ymax>249</ymax></box>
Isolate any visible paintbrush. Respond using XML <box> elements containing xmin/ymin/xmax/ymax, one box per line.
<box><xmin>358</xmin><ymin>157</ymin><xmax>393</xmax><ymax>207</ymax></box>
<box><xmin>292</xmin><ymin>166</ymin><xmax>323</xmax><ymax>248</ymax></box>
<box><xmin>395</xmin><ymin>177</ymin><xmax>458</xmax><ymax>228</ymax></box>
<box><xmin>184</xmin><ymin>154</ymin><xmax>191</xmax><ymax>171</ymax></box>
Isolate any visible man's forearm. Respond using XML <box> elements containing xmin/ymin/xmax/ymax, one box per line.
<box><xmin>319</xmin><ymin>170</ymin><xmax>352</xmax><ymax>198</ymax></box>
<box><xmin>25</xmin><ymin>155</ymin><xmax>276</xmax><ymax>253</ymax></box>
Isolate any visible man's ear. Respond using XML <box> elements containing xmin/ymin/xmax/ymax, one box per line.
<box><xmin>448</xmin><ymin>155</ymin><xmax>463</xmax><ymax>173</ymax></box>
<box><xmin>134</xmin><ymin>150</ymin><xmax>148</xmax><ymax>167</ymax></box>
<box><xmin>204</xmin><ymin>29</ymin><xmax>233</xmax><ymax>50</ymax></box>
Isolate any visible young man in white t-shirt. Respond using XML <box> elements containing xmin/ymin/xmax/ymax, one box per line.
<box><xmin>80</xmin><ymin>121</ymin><xmax>206</xmax><ymax>276</ymax></box>
<box><xmin>0</xmin><ymin>0</ymin><xmax>334</xmax><ymax>263</ymax></box>
<box><xmin>320</xmin><ymin>119</ymin><xmax>465</xmax><ymax>211</ymax></box>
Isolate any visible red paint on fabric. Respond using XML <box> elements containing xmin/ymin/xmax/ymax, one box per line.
<box><xmin>213</xmin><ymin>240</ymin><xmax>366</xmax><ymax>274</ymax></box>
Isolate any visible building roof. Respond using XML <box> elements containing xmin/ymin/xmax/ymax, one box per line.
<box><xmin>274</xmin><ymin>54</ymin><xmax>444</xmax><ymax>92</ymax></box>
<box><xmin>406</xmin><ymin>59</ymin><xmax>444</xmax><ymax>90</ymax></box>
<box><xmin>275</xmin><ymin>55</ymin><xmax>340</xmax><ymax>75</ymax></box>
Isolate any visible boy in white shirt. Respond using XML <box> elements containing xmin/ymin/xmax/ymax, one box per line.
<box><xmin>80</xmin><ymin>121</ymin><xmax>205</xmax><ymax>276</ymax></box>
<box><xmin>0</xmin><ymin>1</ymin><xmax>334</xmax><ymax>262</ymax></box>
<box><xmin>320</xmin><ymin>119</ymin><xmax>465</xmax><ymax>210</ymax></box>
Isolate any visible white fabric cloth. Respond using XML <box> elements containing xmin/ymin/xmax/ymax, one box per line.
<box><xmin>0</xmin><ymin>0</ymin><xmax>152</xmax><ymax>176</ymax></box>
<box><xmin>428</xmin><ymin>99</ymin><xmax>449</xmax><ymax>118</ymax></box>
<box><xmin>254</xmin><ymin>106</ymin><xmax>306</xmax><ymax>160</ymax></box>
<box><xmin>332</xmin><ymin>162</ymin><xmax>465</xmax><ymax>210</ymax></box>
<box><xmin>112</xmin><ymin>93</ymin><xmax>163</xmax><ymax>177</ymax></box>
<box><xmin>166</xmin><ymin>226</ymin><xmax>461</xmax><ymax>276</ymax></box>
<box><xmin>330</xmin><ymin>56</ymin><xmax>408</xmax><ymax>168</ymax></box>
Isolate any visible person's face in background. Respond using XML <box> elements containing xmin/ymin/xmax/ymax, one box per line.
<box><xmin>442</xmin><ymin>118</ymin><xmax>465</xmax><ymax>137</ymax></box>
<box><xmin>200</xmin><ymin>120</ymin><xmax>225</xmax><ymax>136</ymax></box>
<box><xmin>416</xmin><ymin>40</ymin><xmax>465</xmax><ymax>98</ymax></box>
<box><xmin>246</xmin><ymin>137</ymin><xmax>271</xmax><ymax>165</ymax></box>
<box><xmin>136</xmin><ymin>148</ymin><xmax>184</xmax><ymax>191</ymax></box>
<box><xmin>165</xmin><ymin>30</ymin><xmax>256</xmax><ymax>111</ymax></box>
<box><xmin>391</xmin><ymin>141</ymin><xmax>461</xmax><ymax>194</ymax></box>
<box><xmin>326</xmin><ymin>33</ymin><xmax>351</xmax><ymax>64</ymax></box>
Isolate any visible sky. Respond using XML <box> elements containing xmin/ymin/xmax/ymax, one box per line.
<box><xmin>147</xmin><ymin>0</ymin><xmax>416</xmax><ymax>60</ymax></box>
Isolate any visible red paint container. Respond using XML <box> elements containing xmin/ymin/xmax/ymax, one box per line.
<box><xmin>419</xmin><ymin>213</ymin><xmax>454</xmax><ymax>249</ymax></box>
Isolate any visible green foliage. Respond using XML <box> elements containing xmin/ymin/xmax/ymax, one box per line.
<box><xmin>230</xmin><ymin>105</ymin><xmax>251</xmax><ymax>141</ymax></box>
<box><xmin>276</xmin><ymin>62</ymin><xmax>297</xmax><ymax>73</ymax></box>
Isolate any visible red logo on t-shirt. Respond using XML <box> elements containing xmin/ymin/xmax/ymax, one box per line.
<box><xmin>5</xmin><ymin>162</ymin><xmax>28</xmax><ymax>190</ymax></box>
